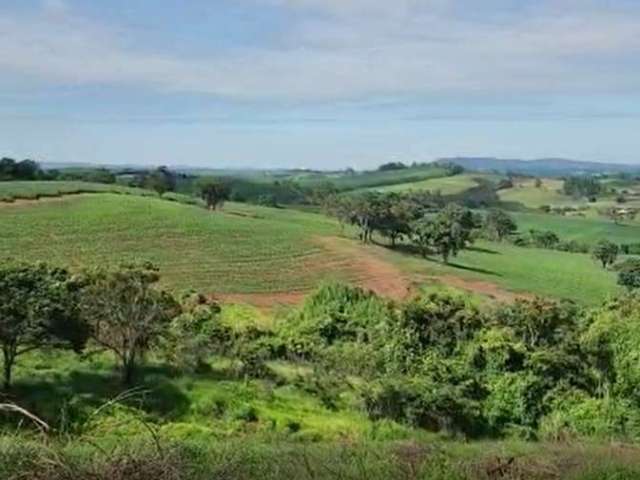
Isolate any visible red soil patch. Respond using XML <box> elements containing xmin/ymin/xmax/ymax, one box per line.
<box><xmin>215</xmin><ymin>237</ymin><xmax>529</xmax><ymax>310</ymax></box>
<box><xmin>315</xmin><ymin>236</ymin><xmax>414</xmax><ymax>301</ymax></box>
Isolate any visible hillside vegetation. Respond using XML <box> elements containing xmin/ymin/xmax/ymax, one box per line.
<box><xmin>0</xmin><ymin>194</ymin><xmax>354</xmax><ymax>294</ymax></box>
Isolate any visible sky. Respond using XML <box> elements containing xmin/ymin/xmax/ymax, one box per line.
<box><xmin>1</xmin><ymin>0</ymin><xmax>640</xmax><ymax>169</ymax></box>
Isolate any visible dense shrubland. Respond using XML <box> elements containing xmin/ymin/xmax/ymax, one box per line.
<box><xmin>3</xmin><ymin>263</ymin><xmax>640</xmax><ymax>444</ymax></box>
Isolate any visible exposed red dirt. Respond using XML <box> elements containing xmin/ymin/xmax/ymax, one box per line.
<box><xmin>215</xmin><ymin>236</ymin><xmax>530</xmax><ymax>310</ymax></box>
<box><xmin>314</xmin><ymin>236</ymin><xmax>414</xmax><ymax>301</ymax></box>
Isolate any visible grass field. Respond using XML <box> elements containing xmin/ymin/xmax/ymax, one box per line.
<box><xmin>360</xmin><ymin>173</ymin><xmax>496</xmax><ymax>195</ymax></box>
<box><xmin>0</xmin><ymin>181</ymin><xmax>154</xmax><ymax>201</ymax></box>
<box><xmin>377</xmin><ymin>239</ymin><xmax>620</xmax><ymax>304</ymax></box>
<box><xmin>499</xmin><ymin>177</ymin><xmax>640</xmax><ymax>215</ymax></box>
<box><xmin>298</xmin><ymin>165</ymin><xmax>451</xmax><ymax>191</ymax></box>
<box><xmin>1</xmin><ymin>191</ymin><xmax>626</xmax><ymax>304</ymax></box>
<box><xmin>511</xmin><ymin>211</ymin><xmax>640</xmax><ymax>245</ymax></box>
<box><xmin>0</xmin><ymin>194</ymin><xmax>358</xmax><ymax>294</ymax></box>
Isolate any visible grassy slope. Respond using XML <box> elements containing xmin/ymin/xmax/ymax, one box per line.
<box><xmin>360</xmin><ymin>173</ymin><xmax>497</xmax><ymax>195</ymax></box>
<box><xmin>0</xmin><ymin>194</ymin><xmax>355</xmax><ymax>294</ymax></box>
<box><xmin>0</xmin><ymin>180</ymin><xmax>153</xmax><ymax>201</ymax></box>
<box><xmin>499</xmin><ymin>177</ymin><xmax>640</xmax><ymax>213</ymax></box>
<box><xmin>380</xmin><ymin>240</ymin><xmax>620</xmax><ymax>304</ymax></box>
<box><xmin>299</xmin><ymin>166</ymin><xmax>450</xmax><ymax>191</ymax></box>
<box><xmin>511</xmin><ymin>211</ymin><xmax>640</xmax><ymax>245</ymax></box>
<box><xmin>1</xmin><ymin>191</ymin><xmax>626</xmax><ymax>304</ymax></box>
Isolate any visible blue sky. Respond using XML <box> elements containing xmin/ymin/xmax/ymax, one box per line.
<box><xmin>1</xmin><ymin>0</ymin><xmax>640</xmax><ymax>169</ymax></box>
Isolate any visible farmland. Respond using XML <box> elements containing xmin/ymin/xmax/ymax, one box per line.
<box><xmin>360</xmin><ymin>173</ymin><xmax>497</xmax><ymax>195</ymax></box>
<box><xmin>2</xmin><ymin>173</ymin><xmax>640</xmax><ymax>480</ymax></box>
<box><xmin>0</xmin><ymin>186</ymin><xmax>627</xmax><ymax>305</ymax></box>
<box><xmin>0</xmin><ymin>180</ymin><xmax>153</xmax><ymax>202</ymax></box>
<box><xmin>0</xmin><ymin>194</ymin><xmax>354</xmax><ymax>294</ymax></box>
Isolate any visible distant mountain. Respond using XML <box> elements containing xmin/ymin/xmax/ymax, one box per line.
<box><xmin>437</xmin><ymin>157</ymin><xmax>640</xmax><ymax>177</ymax></box>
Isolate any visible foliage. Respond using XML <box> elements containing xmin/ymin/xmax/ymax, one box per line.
<box><xmin>483</xmin><ymin>209</ymin><xmax>517</xmax><ymax>241</ymax></box>
<box><xmin>563</xmin><ymin>176</ymin><xmax>603</xmax><ymax>198</ymax></box>
<box><xmin>142</xmin><ymin>166</ymin><xmax>178</xmax><ymax>195</ymax></box>
<box><xmin>78</xmin><ymin>263</ymin><xmax>180</xmax><ymax>384</ymax></box>
<box><xmin>0</xmin><ymin>157</ymin><xmax>42</xmax><ymax>181</ymax></box>
<box><xmin>592</xmin><ymin>240</ymin><xmax>619</xmax><ymax>269</ymax></box>
<box><xmin>0</xmin><ymin>264</ymin><xmax>87</xmax><ymax>389</ymax></box>
<box><xmin>615</xmin><ymin>259</ymin><xmax>640</xmax><ymax>291</ymax></box>
<box><xmin>412</xmin><ymin>204</ymin><xmax>477</xmax><ymax>263</ymax></box>
<box><xmin>196</xmin><ymin>177</ymin><xmax>231</xmax><ymax>210</ymax></box>
<box><xmin>162</xmin><ymin>293</ymin><xmax>226</xmax><ymax>372</ymax></box>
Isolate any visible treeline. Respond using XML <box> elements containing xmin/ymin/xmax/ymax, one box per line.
<box><xmin>4</xmin><ymin>261</ymin><xmax>640</xmax><ymax>442</ymax></box>
<box><xmin>0</xmin><ymin>158</ymin><xmax>46</xmax><ymax>181</ymax></box>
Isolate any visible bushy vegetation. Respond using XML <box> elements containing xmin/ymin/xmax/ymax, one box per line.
<box><xmin>4</xmin><ymin>263</ymin><xmax>640</xmax><ymax>444</ymax></box>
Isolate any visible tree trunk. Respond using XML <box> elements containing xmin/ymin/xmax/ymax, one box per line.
<box><xmin>2</xmin><ymin>347</ymin><xmax>15</xmax><ymax>390</ymax></box>
<box><xmin>122</xmin><ymin>351</ymin><xmax>137</xmax><ymax>386</ymax></box>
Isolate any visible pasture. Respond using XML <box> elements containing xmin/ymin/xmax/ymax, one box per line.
<box><xmin>298</xmin><ymin>165</ymin><xmax>451</xmax><ymax>191</ymax></box>
<box><xmin>381</xmin><ymin>239</ymin><xmax>620</xmax><ymax>304</ymax></box>
<box><xmin>0</xmin><ymin>180</ymin><xmax>153</xmax><ymax>202</ymax></box>
<box><xmin>0</xmin><ymin>194</ymin><xmax>355</xmax><ymax>294</ymax></box>
<box><xmin>360</xmin><ymin>173</ymin><xmax>495</xmax><ymax>195</ymax></box>
<box><xmin>511</xmin><ymin>210</ymin><xmax>640</xmax><ymax>245</ymax></box>
<box><xmin>0</xmin><ymin>189</ymin><xmax>626</xmax><ymax>305</ymax></box>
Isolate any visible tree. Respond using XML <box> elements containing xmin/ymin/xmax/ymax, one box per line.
<box><xmin>484</xmin><ymin>209</ymin><xmax>517</xmax><ymax>241</ymax></box>
<box><xmin>411</xmin><ymin>216</ymin><xmax>435</xmax><ymax>258</ymax></box>
<box><xmin>563</xmin><ymin>176</ymin><xmax>602</xmax><ymax>199</ymax></box>
<box><xmin>197</xmin><ymin>178</ymin><xmax>231</xmax><ymax>210</ymax></box>
<box><xmin>534</xmin><ymin>178</ymin><xmax>543</xmax><ymax>188</ymax></box>
<box><xmin>416</xmin><ymin>204</ymin><xmax>476</xmax><ymax>263</ymax></box>
<box><xmin>592</xmin><ymin>240</ymin><xmax>619</xmax><ymax>269</ymax></box>
<box><xmin>615</xmin><ymin>258</ymin><xmax>640</xmax><ymax>291</ymax></box>
<box><xmin>373</xmin><ymin>194</ymin><xmax>414</xmax><ymax>247</ymax></box>
<box><xmin>79</xmin><ymin>264</ymin><xmax>179</xmax><ymax>384</ymax></box>
<box><xmin>0</xmin><ymin>264</ymin><xmax>87</xmax><ymax>389</ymax></box>
<box><xmin>162</xmin><ymin>293</ymin><xmax>227</xmax><ymax>372</ymax></box>
<box><xmin>144</xmin><ymin>166</ymin><xmax>177</xmax><ymax>195</ymax></box>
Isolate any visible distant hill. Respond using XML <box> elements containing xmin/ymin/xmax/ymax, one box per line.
<box><xmin>437</xmin><ymin>157</ymin><xmax>640</xmax><ymax>177</ymax></box>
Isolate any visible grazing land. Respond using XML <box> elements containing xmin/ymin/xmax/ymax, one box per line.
<box><xmin>0</xmin><ymin>194</ymin><xmax>355</xmax><ymax>294</ymax></box>
<box><xmin>360</xmin><ymin>173</ymin><xmax>498</xmax><ymax>195</ymax></box>
<box><xmin>0</xmin><ymin>180</ymin><xmax>153</xmax><ymax>202</ymax></box>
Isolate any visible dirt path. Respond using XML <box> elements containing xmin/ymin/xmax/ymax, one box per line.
<box><xmin>216</xmin><ymin>236</ymin><xmax>529</xmax><ymax>310</ymax></box>
<box><xmin>314</xmin><ymin>236</ymin><xmax>414</xmax><ymax>301</ymax></box>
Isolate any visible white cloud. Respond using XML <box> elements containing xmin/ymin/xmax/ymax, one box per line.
<box><xmin>0</xmin><ymin>1</ymin><xmax>639</xmax><ymax>100</ymax></box>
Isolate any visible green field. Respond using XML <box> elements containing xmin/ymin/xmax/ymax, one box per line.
<box><xmin>299</xmin><ymin>165</ymin><xmax>450</xmax><ymax>191</ymax></box>
<box><xmin>499</xmin><ymin>177</ymin><xmax>640</xmax><ymax>215</ymax></box>
<box><xmin>0</xmin><ymin>194</ymin><xmax>358</xmax><ymax>294</ymax></box>
<box><xmin>380</xmin><ymin>239</ymin><xmax>620</xmax><ymax>304</ymax></box>
<box><xmin>0</xmin><ymin>180</ymin><xmax>154</xmax><ymax>201</ymax></box>
<box><xmin>361</xmin><ymin>173</ymin><xmax>495</xmax><ymax>195</ymax></box>
<box><xmin>1</xmin><ymin>190</ymin><xmax>627</xmax><ymax>304</ymax></box>
<box><xmin>511</xmin><ymin>211</ymin><xmax>640</xmax><ymax>245</ymax></box>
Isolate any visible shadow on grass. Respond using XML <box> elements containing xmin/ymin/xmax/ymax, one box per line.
<box><xmin>2</xmin><ymin>364</ymin><xmax>192</xmax><ymax>429</ymax></box>
<box><xmin>467</xmin><ymin>245</ymin><xmax>500</xmax><ymax>255</ymax></box>
<box><xmin>447</xmin><ymin>262</ymin><xmax>501</xmax><ymax>276</ymax></box>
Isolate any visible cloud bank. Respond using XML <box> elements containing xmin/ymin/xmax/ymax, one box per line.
<box><xmin>0</xmin><ymin>0</ymin><xmax>639</xmax><ymax>100</ymax></box>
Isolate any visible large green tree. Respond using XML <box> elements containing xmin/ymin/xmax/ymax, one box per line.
<box><xmin>79</xmin><ymin>264</ymin><xmax>180</xmax><ymax>384</ymax></box>
<box><xmin>591</xmin><ymin>240</ymin><xmax>619</xmax><ymax>269</ymax></box>
<box><xmin>197</xmin><ymin>178</ymin><xmax>231</xmax><ymax>210</ymax></box>
<box><xmin>0</xmin><ymin>264</ymin><xmax>87</xmax><ymax>389</ymax></box>
<box><xmin>417</xmin><ymin>204</ymin><xmax>477</xmax><ymax>263</ymax></box>
<box><xmin>484</xmin><ymin>209</ymin><xmax>517</xmax><ymax>241</ymax></box>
